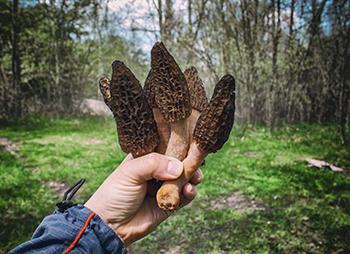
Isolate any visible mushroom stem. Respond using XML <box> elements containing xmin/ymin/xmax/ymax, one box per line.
<box><xmin>153</xmin><ymin>108</ymin><xmax>170</xmax><ymax>154</ymax></box>
<box><xmin>183</xmin><ymin>66</ymin><xmax>208</xmax><ymax>145</ymax></box>
<box><xmin>156</xmin><ymin>117</ymin><xmax>191</xmax><ymax>211</ymax></box>
<box><xmin>165</xmin><ymin>119</ymin><xmax>190</xmax><ymax>161</ymax></box>
<box><xmin>156</xmin><ymin>74</ymin><xmax>235</xmax><ymax>211</ymax></box>
<box><xmin>156</xmin><ymin>143</ymin><xmax>205</xmax><ymax>211</ymax></box>
<box><xmin>144</xmin><ymin>69</ymin><xmax>170</xmax><ymax>154</ymax></box>
<box><xmin>188</xmin><ymin>109</ymin><xmax>201</xmax><ymax>144</ymax></box>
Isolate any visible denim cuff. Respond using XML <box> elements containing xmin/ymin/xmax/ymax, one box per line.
<box><xmin>56</xmin><ymin>205</ymin><xmax>127</xmax><ymax>254</ymax></box>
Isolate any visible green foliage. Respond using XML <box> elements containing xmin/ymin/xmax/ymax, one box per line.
<box><xmin>0</xmin><ymin>118</ymin><xmax>349</xmax><ymax>253</ymax></box>
<box><xmin>81</xmin><ymin>35</ymin><xmax>148</xmax><ymax>98</ymax></box>
<box><xmin>0</xmin><ymin>148</ymin><xmax>54</xmax><ymax>250</ymax></box>
<box><xmin>135</xmin><ymin>124</ymin><xmax>350</xmax><ymax>253</ymax></box>
<box><xmin>0</xmin><ymin>1</ymin><xmax>148</xmax><ymax>119</ymax></box>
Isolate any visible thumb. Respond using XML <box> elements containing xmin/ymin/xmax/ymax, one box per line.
<box><xmin>118</xmin><ymin>153</ymin><xmax>183</xmax><ymax>183</ymax></box>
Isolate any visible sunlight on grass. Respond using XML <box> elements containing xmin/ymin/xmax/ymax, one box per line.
<box><xmin>1</xmin><ymin>117</ymin><xmax>349</xmax><ymax>253</ymax></box>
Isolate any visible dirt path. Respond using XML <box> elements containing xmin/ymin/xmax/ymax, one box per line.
<box><xmin>210</xmin><ymin>192</ymin><xmax>268</xmax><ymax>213</ymax></box>
<box><xmin>0</xmin><ymin>137</ymin><xmax>19</xmax><ymax>155</ymax></box>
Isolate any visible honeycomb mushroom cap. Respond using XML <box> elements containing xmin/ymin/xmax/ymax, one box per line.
<box><xmin>110</xmin><ymin>60</ymin><xmax>159</xmax><ymax>157</ymax></box>
<box><xmin>193</xmin><ymin>74</ymin><xmax>235</xmax><ymax>154</ymax></box>
<box><xmin>151</xmin><ymin>42</ymin><xmax>191</xmax><ymax>122</ymax></box>
<box><xmin>184</xmin><ymin>67</ymin><xmax>208</xmax><ymax>112</ymax></box>
<box><xmin>144</xmin><ymin>69</ymin><xmax>157</xmax><ymax>108</ymax></box>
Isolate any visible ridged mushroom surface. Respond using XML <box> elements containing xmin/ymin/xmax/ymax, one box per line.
<box><xmin>151</xmin><ymin>42</ymin><xmax>191</xmax><ymax>122</ymax></box>
<box><xmin>100</xmin><ymin>61</ymin><xmax>159</xmax><ymax>157</ymax></box>
<box><xmin>143</xmin><ymin>69</ymin><xmax>157</xmax><ymax>109</ymax></box>
<box><xmin>193</xmin><ymin>74</ymin><xmax>235</xmax><ymax>153</ymax></box>
<box><xmin>184</xmin><ymin>66</ymin><xmax>208</xmax><ymax>112</ymax></box>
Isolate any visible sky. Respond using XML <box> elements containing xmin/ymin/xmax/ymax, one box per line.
<box><xmin>106</xmin><ymin>0</ymin><xmax>187</xmax><ymax>53</ymax></box>
<box><xmin>107</xmin><ymin>0</ymin><xmax>158</xmax><ymax>53</ymax></box>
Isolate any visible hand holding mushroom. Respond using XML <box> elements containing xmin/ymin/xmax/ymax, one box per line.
<box><xmin>99</xmin><ymin>42</ymin><xmax>235</xmax><ymax>212</ymax></box>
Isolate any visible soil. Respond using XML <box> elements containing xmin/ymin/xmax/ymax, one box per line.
<box><xmin>210</xmin><ymin>192</ymin><xmax>268</xmax><ymax>213</ymax></box>
<box><xmin>46</xmin><ymin>180</ymin><xmax>70</xmax><ymax>197</ymax></box>
<box><xmin>0</xmin><ymin>137</ymin><xmax>19</xmax><ymax>155</ymax></box>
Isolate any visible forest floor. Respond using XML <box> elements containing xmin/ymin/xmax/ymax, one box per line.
<box><xmin>0</xmin><ymin>116</ymin><xmax>349</xmax><ymax>253</ymax></box>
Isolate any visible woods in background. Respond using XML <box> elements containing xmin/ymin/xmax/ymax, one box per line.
<box><xmin>0</xmin><ymin>0</ymin><xmax>146</xmax><ymax>117</ymax></box>
<box><xmin>0</xmin><ymin>0</ymin><xmax>349</xmax><ymax>146</ymax></box>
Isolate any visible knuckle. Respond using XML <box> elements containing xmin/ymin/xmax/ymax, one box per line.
<box><xmin>145</xmin><ymin>152</ymin><xmax>160</xmax><ymax>168</ymax></box>
<box><xmin>192</xmin><ymin>169</ymin><xmax>203</xmax><ymax>184</ymax></box>
<box><xmin>197</xmin><ymin>169</ymin><xmax>203</xmax><ymax>181</ymax></box>
<box><xmin>189</xmin><ymin>185</ymin><xmax>197</xmax><ymax>198</ymax></box>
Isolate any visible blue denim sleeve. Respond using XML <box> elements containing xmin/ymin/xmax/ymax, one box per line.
<box><xmin>8</xmin><ymin>205</ymin><xmax>127</xmax><ymax>254</ymax></box>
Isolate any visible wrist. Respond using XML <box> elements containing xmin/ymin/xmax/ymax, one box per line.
<box><xmin>111</xmin><ymin>222</ymin><xmax>149</xmax><ymax>247</ymax></box>
<box><xmin>108</xmin><ymin>223</ymin><xmax>132</xmax><ymax>246</ymax></box>
<box><xmin>84</xmin><ymin>200</ymin><xmax>107</xmax><ymax>224</ymax></box>
<box><xmin>84</xmin><ymin>201</ymin><xmax>130</xmax><ymax>246</ymax></box>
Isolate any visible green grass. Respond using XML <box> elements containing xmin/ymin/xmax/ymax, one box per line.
<box><xmin>0</xmin><ymin>117</ymin><xmax>349</xmax><ymax>253</ymax></box>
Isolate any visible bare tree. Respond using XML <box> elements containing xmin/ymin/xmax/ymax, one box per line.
<box><xmin>12</xmin><ymin>0</ymin><xmax>21</xmax><ymax>117</ymax></box>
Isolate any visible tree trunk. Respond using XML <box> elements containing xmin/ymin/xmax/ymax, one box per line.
<box><xmin>288</xmin><ymin>0</ymin><xmax>295</xmax><ymax>49</ymax></box>
<box><xmin>93</xmin><ymin>0</ymin><xmax>104</xmax><ymax>100</ymax></box>
<box><xmin>157</xmin><ymin>0</ymin><xmax>164</xmax><ymax>40</ymax></box>
<box><xmin>12</xmin><ymin>0</ymin><xmax>21</xmax><ymax>117</ymax></box>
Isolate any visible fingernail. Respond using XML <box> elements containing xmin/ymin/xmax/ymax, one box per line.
<box><xmin>167</xmin><ymin>160</ymin><xmax>183</xmax><ymax>177</ymax></box>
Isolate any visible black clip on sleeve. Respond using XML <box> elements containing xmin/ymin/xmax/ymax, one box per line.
<box><xmin>56</xmin><ymin>178</ymin><xmax>86</xmax><ymax>212</ymax></box>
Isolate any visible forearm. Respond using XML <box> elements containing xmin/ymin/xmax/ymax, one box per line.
<box><xmin>9</xmin><ymin>205</ymin><xmax>127</xmax><ymax>254</ymax></box>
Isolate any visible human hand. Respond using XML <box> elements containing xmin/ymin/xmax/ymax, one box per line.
<box><xmin>85</xmin><ymin>152</ymin><xmax>202</xmax><ymax>246</ymax></box>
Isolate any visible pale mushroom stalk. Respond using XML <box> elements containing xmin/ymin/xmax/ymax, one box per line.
<box><xmin>164</xmin><ymin>119</ymin><xmax>189</xmax><ymax>160</ymax></box>
<box><xmin>156</xmin><ymin>74</ymin><xmax>236</xmax><ymax>211</ymax></box>
<box><xmin>156</xmin><ymin>143</ymin><xmax>205</xmax><ymax>210</ymax></box>
<box><xmin>188</xmin><ymin>112</ymin><xmax>200</xmax><ymax>143</ymax></box>
<box><xmin>154</xmin><ymin>110</ymin><xmax>170</xmax><ymax>154</ymax></box>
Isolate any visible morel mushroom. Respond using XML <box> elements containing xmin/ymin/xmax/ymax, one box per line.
<box><xmin>98</xmin><ymin>44</ymin><xmax>235</xmax><ymax>212</ymax></box>
<box><xmin>156</xmin><ymin>74</ymin><xmax>235</xmax><ymax>211</ymax></box>
<box><xmin>184</xmin><ymin>66</ymin><xmax>209</xmax><ymax>143</ymax></box>
<box><xmin>99</xmin><ymin>61</ymin><xmax>159</xmax><ymax>158</ymax></box>
<box><xmin>151</xmin><ymin>42</ymin><xmax>192</xmax><ymax>161</ymax></box>
<box><xmin>144</xmin><ymin>69</ymin><xmax>171</xmax><ymax>154</ymax></box>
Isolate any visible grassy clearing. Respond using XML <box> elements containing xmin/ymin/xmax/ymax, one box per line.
<box><xmin>0</xmin><ymin>117</ymin><xmax>349</xmax><ymax>253</ymax></box>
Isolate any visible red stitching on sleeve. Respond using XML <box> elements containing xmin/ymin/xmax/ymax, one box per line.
<box><xmin>62</xmin><ymin>211</ymin><xmax>96</xmax><ymax>254</ymax></box>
